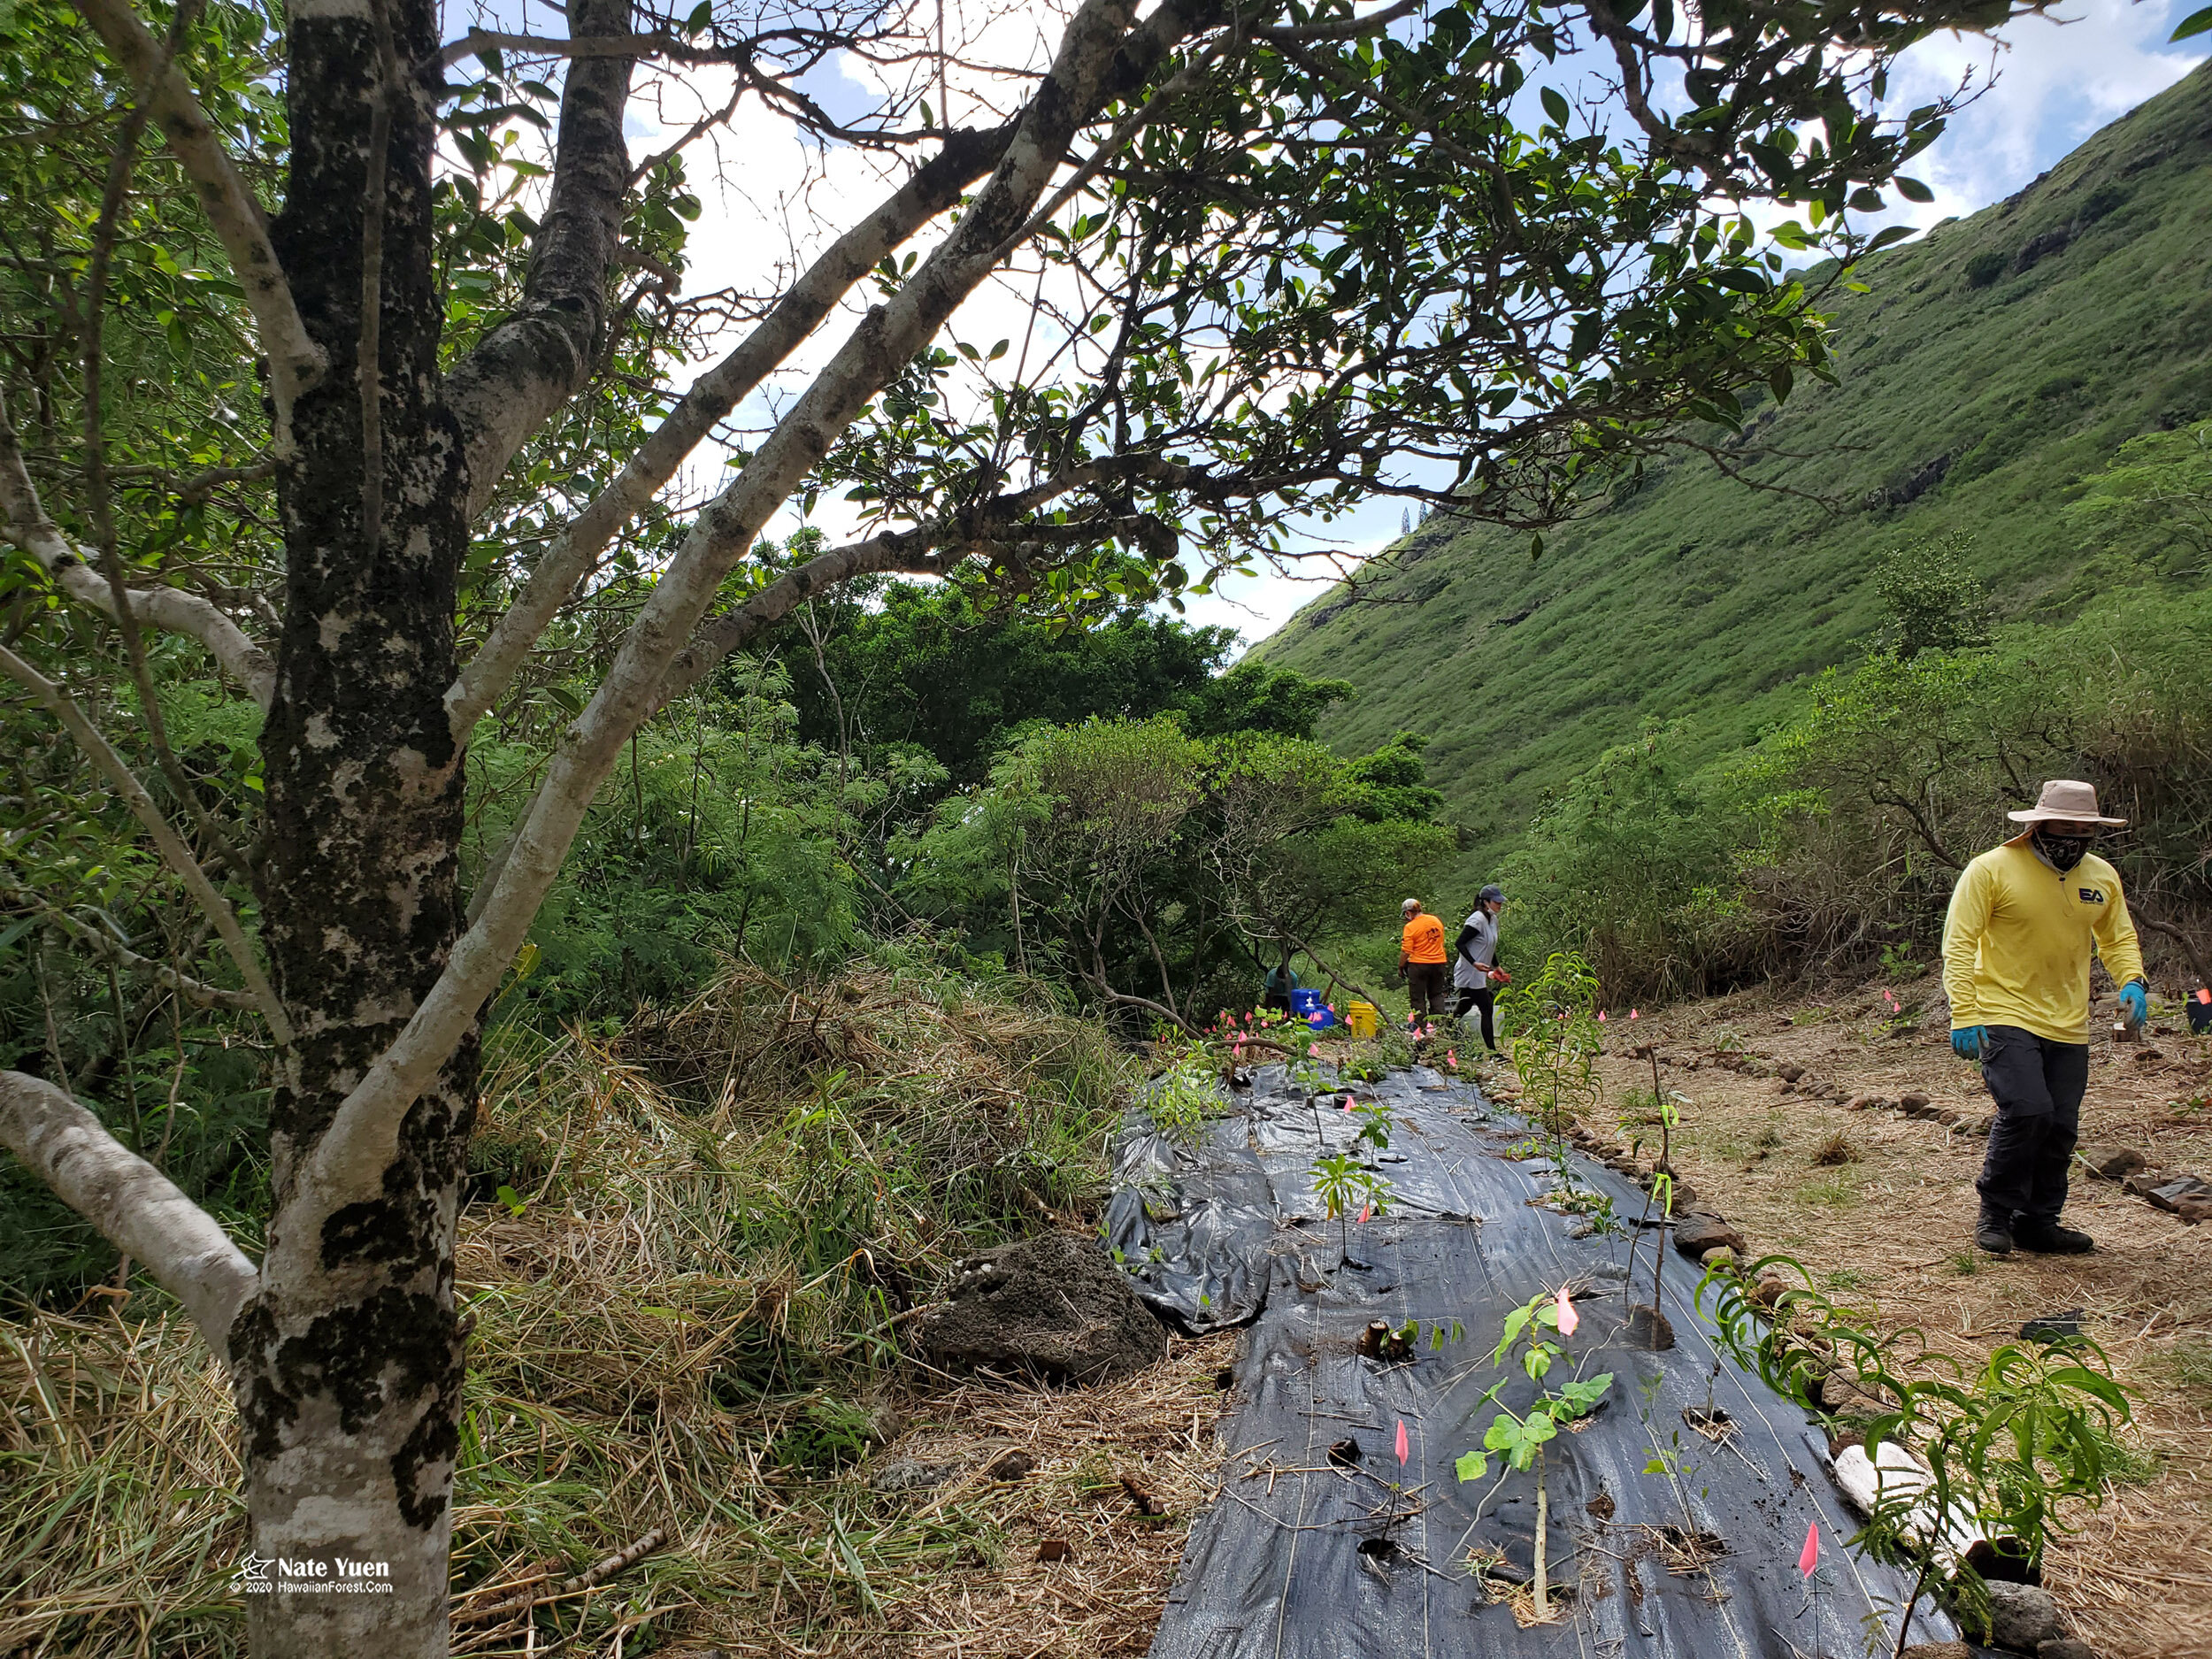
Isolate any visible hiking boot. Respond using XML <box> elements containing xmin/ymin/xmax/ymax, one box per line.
<box><xmin>2013</xmin><ymin>1220</ymin><xmax>2094</xmax><ymax>1255</ymax></box>
<box><xmin>1975</xmin><ymin>1210</ymin><xmax>2015</xmax><ymax>1256</ymax></box>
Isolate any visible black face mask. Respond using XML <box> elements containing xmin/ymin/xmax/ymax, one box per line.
<box><xmin>2033</xmin><ymin>828</ymin><xmax>2092</xmax><ymax>871</ymax></box>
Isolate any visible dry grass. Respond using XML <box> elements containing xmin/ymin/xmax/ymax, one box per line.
<box><xmin>1595</xmin><ymin>979</ymin><xmax>2212</xmax><ymax>1659</ymax></box>
<box><xmin>0</xmin><ymin>956</ymin><xmax>1233</xmax><ymax>1659</ymax></box>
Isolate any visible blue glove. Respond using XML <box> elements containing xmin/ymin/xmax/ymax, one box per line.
<box><xmin>2120</xmin><ymin>982</ymin><xmax>2148</xmax><ymax>1026</ymax></box>
<box><xmin>1951</xmin><ymin>1025</ymin><xmax>1988</xmax><ymax>1062</ymax></box>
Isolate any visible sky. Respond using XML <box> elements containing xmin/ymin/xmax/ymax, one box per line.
<box><xmin>1177</xmin><ymin>0</ymin><xmax>2211</xmax><ymax>645</ymax></box>
<box><xmin>500</xmin><ymin>0</ymin><xmax>2209</xmax><ymax>653</ymax></box>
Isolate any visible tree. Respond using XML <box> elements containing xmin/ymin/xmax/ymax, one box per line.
<box><xmin>0</xmin><ymin>0</ymin><xmax>2041</xmax><ymax>1648</ymax></box>
<box><xmin>2065</xmin><ymin>417</ymin><xmax>2212</xmax><ymax>575</ymax></box>
<box><xmin>1874</xmin><ymin>529</ymin><xmax>1993</xmax><ymax>658</ymax></box>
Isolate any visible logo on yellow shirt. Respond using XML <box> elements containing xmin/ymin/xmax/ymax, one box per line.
<box><xmin>2078</xmin><ymin>887</ymin><xmax>2106</xmax><ymax>904</ymax></box>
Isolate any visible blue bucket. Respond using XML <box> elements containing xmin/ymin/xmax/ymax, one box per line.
<box><xmin>1288</xmin><ymin>989</ymin><xmax>1336</xmax><ymax>1029</ymax></box>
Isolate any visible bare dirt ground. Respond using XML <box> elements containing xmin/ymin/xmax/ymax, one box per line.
<box><xmin>1563</xmin><ymin>975</ymin><xmax>2212</xmax><ymax>1659</ymax></box>
<box><xmin>712</xmin><ymin>1333</ymin><xmax>1239</xmax><ymax>1658</ymax></box>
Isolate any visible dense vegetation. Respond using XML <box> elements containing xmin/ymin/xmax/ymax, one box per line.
<box><xmin>1264</xmin><ymin>62</ymin><xmax>2212</xmax><ymax>1000</ymax></box>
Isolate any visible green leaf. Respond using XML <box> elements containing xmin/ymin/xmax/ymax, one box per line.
<box><xmin>1540</xmin><ymin>87</ymin><xmax>1571</xmax><ymax>127</ymax></box>
<box><xmin>2171</xmin><ymin>4</ymin><xmax>2212</xmax><ymax>38</ymax></box>
<box><xmin>1455</xmin><ymin>1449</ymin><xmax>1489</xmax><ymax>1482</ymax></box>
<box><xmin>494</xmin><ymin>1184</ymin><xmax>526</xmax><ymax>1217</ymax></box>
<box><xmin>1894</xmin><ymin>176</ymin><xmax>1934</xmax><ymax>204</ymax></box>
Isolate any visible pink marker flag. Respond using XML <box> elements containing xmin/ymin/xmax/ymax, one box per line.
<box><xmin>1356</xmin><ymin>1202</ymin><xmax>1371</xmax><ymax>1224</ymax></box>
<box><xmin>1395</xmin><ymin>1418</ymin><xmax>1409</xmax><ymax>1466</ymax></box>
<box><xmin>1554</xmin><ymin>1285</ymin><xmax>1578</xmax><ymax>1338</ymax></box>
<box><xmin>1798</xmin><ymin>1521</ymin><xmax>1820</xmax><ymax>1578</ymax></box>
<box><xmin>1629</xmin><ymin>1008</ymin><xmax>1640</xmax><ymax>1019</ymax></box>
<box><xmin>1596</xmin><ymin>1010</ymin><xmax>1608</xmax><ymax>1023</ymax></box>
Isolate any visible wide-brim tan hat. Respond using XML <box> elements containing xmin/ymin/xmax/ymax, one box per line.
<box><xmin>2006</xmin><ymin>779</ymin><xmax>2126</xmax><ymax>827</ymax></box>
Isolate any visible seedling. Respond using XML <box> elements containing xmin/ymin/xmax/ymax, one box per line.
<box><xmin>1621</xmin><ymin>1066</ymin><xmax>1689</xmax><ymax>1347</ymax></box>
<box><xmin>1705</xmin><ymin>1256</ymin><xmax>2133</xmax><ymax>1658</ymax></box>
<box><xmin>1501</xmin><ymin>953</ymin><xmax>1604</xmax><ymax>1168</ymax></box>
<box><xmin>1311</xmin><ymin>1151</ymin><xmax>1387</xmax><ymax>1269</ymax></box>
<box><xmin>1455</xmin><ymin>1289</ymin><xmax>1614</xmax><ymax>1621</ymax></box>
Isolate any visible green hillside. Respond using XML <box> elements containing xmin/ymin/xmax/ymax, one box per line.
<box><xmin>1261</xmin><ymin>60</ymin><xmax>2212</xmax><ymax>874</ymax></box>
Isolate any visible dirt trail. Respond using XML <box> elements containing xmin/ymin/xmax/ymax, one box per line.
<box><xmin>1578</xmin><ymin>977</ymin><xmax>2212</xmax><ymax>1659</ymax></box>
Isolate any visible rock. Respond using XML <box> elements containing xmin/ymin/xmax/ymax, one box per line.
<box><xmin>869</xmin><ymin>1457</ymin><xmax>958</xmax><ymax>1493</ymax></box>
<box><xmin>1900</xmin><ymin>1091</ymin><xmax>1932</xmax><ymax>1110</ymax></box>
<box><xmin>1673</xmin><ymin>1213</ymin><xmax>1747</xmax><ymax>1259</ymax></box>
<box><xmin>1848</xmin><ymin>1094</ymin><xmax>1881</xmax><ymax>1111</ymax></box>
<box><xmin>1976</xmin><ymin>1581</ymin><xmax>2064</xmax><ymax>1652</ymax></box>
<box><xmin>2037</xmin><ymin>1640</ymin><xmax>2096</xmax><ymax>1659</ymax></box>
<box><xmin>1900</xmin><ymin>1646</ymin><xmax>1972</xmax><ymax>1659</ymax></box>
<box><xmin>914</xmin><ymin>1233</ymin><xmax>1165</xmax><ymax>1384</ymax></box>
<box><xmin>2122</xmin><ymin>1169</ymin><xmax>2176</xmax><ymax>1198</ymax></box>
<box><xmin>1750</xmin><ymin>1271</ymin><xmax>1790</xmax><ymax>1309</ymax></box>
<box><xmin>2078</xmin><ymin>1145</ymin><xmax>2147</xmax><ymax>1180</ymax></box>
<box><xmin>1700</xmin><ymin>1246</ymin><xmax>1737</xmax><ymax>1271</ymax></box>
<box><xmin>987</xmin><ymin>1448</ymin><xmax>1037</xmax><ymax>1481</ymax></box>
<box><xmin>1780</xmin><ymin>1064</ymin><xmax>1805</xmax><ymax>1083</ymax></box>
<box><xmin>1663</xmin><ymin>1179</ymin><xmax>1701</xmax><ymax>1212</ymax></box>
<box><xmin>2146</xmin><ymin>1175</ymin><xmax>2212</xmax><ymax>1218</ymax></box>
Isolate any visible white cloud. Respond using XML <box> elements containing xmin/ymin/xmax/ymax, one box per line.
<box><xmin>1856</xmin><ymin>0</ymin><xmax>2207</xmax><ymax>235</ymax></box>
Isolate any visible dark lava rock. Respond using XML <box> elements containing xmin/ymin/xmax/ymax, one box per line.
<box><xmin>2147</xmin><ymin>1174</ymin><xmax>2212</xmax><ymax>1223</ymax></box>
<box><xmin>2077</xmin><ymin>1144</ymin><xmax>2147</xmax><ymax>1181</ymax></box>
<box><xmin>915</xmin><ymin>1233</ymin><xmax>1166</xmax><ymax>1384</ymax></box>
<box><xmin>987</xmin><ymin>1448</ymin><xmax>1037</xmax><ymax>1481</ymax></box>
<box><xmin>1673</xmin><ymin>1213</ymin><xmax>1747</xmax><ymax>1259</ymax></box>
<box><xmin>2037</xmin><ymin>1640</ymin><xmax>2097</xmax><ymax>1659</ymax></box>
<box><xmin>1900</xmin><ymin>1646</ymin><xmax>1972</xmax><ymax>1659</ymax></box>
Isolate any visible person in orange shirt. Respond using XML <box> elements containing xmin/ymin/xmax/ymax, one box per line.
<box><xmin>1398</xmin><ymin>898</ymin><xmax>1449</xmax><ymax>1027</ymax></box>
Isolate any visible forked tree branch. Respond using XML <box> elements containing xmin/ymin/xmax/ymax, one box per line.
<box><xmin>75</xmin><ymin>0</ymin><xmax>327</xmax><ymax>449</ymax></box>
<box><xmin>0</xmin><ymin>1070</ymin><xmax>257</xmax><ymax>1363</ymax></box>
<box><xmin>0</xmin><ymin>645</ymin><xmax>294</xmax><ymax>1045</ymax></box>
<box><xmin>7</xmin><ymin>889</ymin><xmax>264</xmax><ymax>1011</ymax></box>
<box><xmin>443</xmin><ymin>118</ymin><xmax>1019</xmax><ymax>740</ymax></box>
<box><xmin>0</xmin><ymin>388</ymin><xmax>276</xmax><ymax>709</ymax></box>
<box><xmin>442</xmin><ymin>0</ymin><xmax>640</xmax><ymax>520</ymax></box>
<box><xmin>295</xmin><ymin>0</ymin><xmax>1220</xmax><ymax>1239</ymax></box>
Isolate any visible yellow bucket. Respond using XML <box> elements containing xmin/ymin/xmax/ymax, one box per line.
<box><xmin>1345</xmin><ymin>1001</ymin><xmax>1379</xmax><ymax>1040</ymax></box>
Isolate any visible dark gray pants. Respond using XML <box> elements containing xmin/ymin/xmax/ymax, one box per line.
<box><xmin>1405</xmin><ymin>962</ymin><xmax>1448</xmax><ymax>1021</ymax></box>
<box><xmin>1976</xmin><ymin>1025</ymin><xmax>2089</xmax><ymax>1226</ymax></box>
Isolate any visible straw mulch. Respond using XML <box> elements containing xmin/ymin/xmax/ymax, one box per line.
<box><xmin>1590</xmin><ymin>979</ymin><xmax>2212</xmax><ymax>1659</ymax></box>
<box><xmin>2</xmin><ymin>958</ymin><xmax>1236</xmax><ymax>1659</ymax></box>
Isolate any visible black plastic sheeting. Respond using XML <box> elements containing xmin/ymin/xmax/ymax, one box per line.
<box><xmin>1112</xmin><ymin>1064</ymin><xmax>1962</xmax><ymax>1659</ymax></box>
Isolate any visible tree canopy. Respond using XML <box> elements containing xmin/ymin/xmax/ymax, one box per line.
<box><xmin>0</xmin><ymin>0</ymin><xmax>2055</xmax><ymax>1647</ymax></box>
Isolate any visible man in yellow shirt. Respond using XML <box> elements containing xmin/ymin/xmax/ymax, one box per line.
<box><xmin>1943</xmin><ymin>780</ymin><xmax>2147</xmax><ymax>1257</ymax></box>
<box><xmin>1398</xmin><ymin>898</ymin><xmax>1449</xmax><ymax>1028</ymax></box>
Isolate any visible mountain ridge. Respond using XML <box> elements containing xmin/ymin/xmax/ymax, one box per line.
<box><xmin>1258</xmin><ymin>60</ymin><xmax>2212</xmax><ymax>875</ymax></box>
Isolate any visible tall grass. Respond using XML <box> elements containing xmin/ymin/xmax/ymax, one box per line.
<box><xmin>1</xmin><ymin>951</ymin><xmax>1133</xmax><ymax>1656</ymax></box>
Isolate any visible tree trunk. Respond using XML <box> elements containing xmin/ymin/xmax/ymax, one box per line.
<box><xmin>237</xmin><ymin>0</ymin><xmax>472</xmax><ymax>1648</ymax></box>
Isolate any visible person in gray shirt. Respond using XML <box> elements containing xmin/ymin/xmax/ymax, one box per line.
<box><xmin>1451</xmin><ymin>885</ymin><xmax>1509</xmax><ymax>1051</ymax></box>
